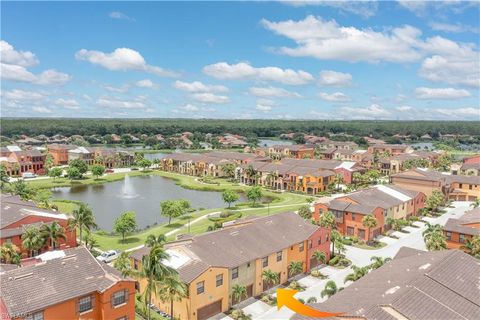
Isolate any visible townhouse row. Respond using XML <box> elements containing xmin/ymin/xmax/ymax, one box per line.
<box><xmin>443</xmin><ymin>207</ymin><xmax>479</xmax><ymax>250</ymax></box>
<box><xmin>314</xmin><ymin>184</ymin><xmax>426</xmax><ymax>241</ymax></box>
<box><xmin>131</xmin><ymin>212</ymin><xmax>331</xmax><ymax>320</ymax></box>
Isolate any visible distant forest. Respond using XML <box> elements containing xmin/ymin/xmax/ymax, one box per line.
<box><xmin>1</xmin><ymin>118</ymin><xmax>479</xmax><ymax>139</ymax></box>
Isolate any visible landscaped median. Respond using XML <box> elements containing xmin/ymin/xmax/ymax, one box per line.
<box><xmin>28</xmin><ymin>170</ymin><xmax>312</xmax><ymax>251</ymax></box>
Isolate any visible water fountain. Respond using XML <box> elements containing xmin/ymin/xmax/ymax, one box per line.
<box><xmin>120</xmin><ymin>174</ymin><xmax>139</xmax><ymax>199</ymax></box>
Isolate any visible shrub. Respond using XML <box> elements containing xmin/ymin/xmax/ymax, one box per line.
<box><xmin>307</xmin><ymin>297</ymin><xmax>317</xmax><ymax>304</ymax></box>
<box><xmin>328</xmin><ymin>256</ymin><xmax>340</xmax><ymax>266</ymax></box>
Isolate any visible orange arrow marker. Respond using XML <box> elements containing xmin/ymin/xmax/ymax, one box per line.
<box><xmin>277</xmin><ymin>288</ymin><xmax>343</xmax><ymax>318</ymax></box>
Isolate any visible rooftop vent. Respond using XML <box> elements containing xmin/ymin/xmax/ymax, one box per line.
<box><xmin>385</xmin><ymin>286</ymin><xmax>401</xmax><ymax>295</ymax></box>
<box><xmin>419</xmin><ymin>263</ymin><xmax>431</xmax><ymax>270</ymax></box>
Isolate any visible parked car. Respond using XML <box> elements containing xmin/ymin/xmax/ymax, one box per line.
<box><xmin>22</xmin><ymin>172</ymin><xmax>37</xmax><ymax>179</ymax></box>
<box><xmin>105</xmin><ymin>169</ymin><xmax>114</xmax><ymax>173</ymax></box>
<box><xmin>96</xmin><ymin>250</ymin><xmax>119</xmax><ymax>263</ymax></box>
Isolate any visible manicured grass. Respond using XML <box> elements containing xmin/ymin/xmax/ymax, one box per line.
<box><xmin>352</xmin><ymin>241</ymin><xmax>387</xmax><ymax>250</ymax></box>
<box><xmin>52</xmin><ymin>200</ymin><xmax>79</xmax><ymax>214</ymax></box>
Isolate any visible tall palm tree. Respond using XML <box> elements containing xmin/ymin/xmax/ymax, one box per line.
<box><xmin>158</xmin><ymin>276</ymin><xmax>188</xmax><ymax>320</ymax></box>
<box><xmin>422</xmin><ymin>222</ymin><xmax>443</xmax><ymax>238</ymax></box>
<box><xmin>461</xmin><ymin>236</ymin><xmax>480</xmax><ymax>258</ymax></box>
<box><xmin>145</xmin><ymin>234</ymin><xmax>167</xmax><ymax>247</ymax></box>
<box><xmin>245</xmin><ymin>165</ymin><xmax>257</xmax><ymax>185</ymax></box>
<box><xmin>288</xmin><ymin>260</ymin><xmax>304</xmax><ymax>277</ymax></box>
<box><xmin>82</xmin><ymin>231</ymin><xmax>98</xmax><ymax>250</ymax></box>
<box><xmin>369</xmin><ymin>256</ymin><xmax>391</xmax><ymax>269</ymax></box>
<box><xmin>68</xmin><ymin>203</ymin><xmax>97</xmax><ymax>245</ymax></box>
<box><xmin>330</xmin><ymin>229</ymin><xmax>343</xmax><ymax>258</ymax></box>
<box><xmin>0</xmin><ymin>243</ymin><xmax>21</xmax><ymax>265</ymax></box>
<box><xmin>40</xmin><ymin>222</ymin><xmax>67</xmax><ymax>249</ymax></box>
<box><xmin>232</xmin><ymin>284</ymin><xmax>248</xmax><ymax>305</ymax></box>
<box><xmin>136</xmin><ymin>246</ymin><xmax>176</xmax><ymax>320</ymax></box>
<box><xmin>362</xmin><ymin>214</ymin><xmax>378</xmax><ymax>244</ymax></box>
<box><xmin>312</xmin><ymin>251</ymin><xmax>327</xmax><ymax>265</ymax></box>
<box><xmin>424</xmin><ymin>230</ymin><xmax>447</xmax><ymax>251</ymax></box>
<box><xmin>319</xmin><ymin>211</ymin><xmax>336</xmax><ymax>229</ymax></box>
<box><xmin>320</xmin><ymin>280</ymin><xmax>338</xmax><ymax>298</ymax></box>
<box><xmin>344</xmin><ymin>265</ymin><xmax>369</xmax><ymax>283</ymax></box>
<box><xmin>114</xmin><ymin>252</ymin><xmax>133</xmax><ymax>278</ymax></box>
<box><xmin>21</xmin><ymin>226</ymin><xmax>45</xmax><ymax>257</ymax></box>
<box><xmin>262</xmin><ymin>269</ymin><xmax>280</xmax><ymax>289</ymax></box>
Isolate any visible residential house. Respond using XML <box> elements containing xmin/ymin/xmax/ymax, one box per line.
<box><xmin>268</xmin><ymin>145</ymin><xmax>315</xmax><ymax>159</ymax></box>
<box><xmin>367</xmin><ymin>144</ymin><xmax>413</xmax><ymax>156</ymax></box>
<box><xmin>0</xmin><ymin>246</ymin><xmax>135</xmax><ymax>320</ymax></box>
<box><xmin>93</xmin><ymin>148</ymin><xmax>135</xmax><ymax>168</ymax></box>
<box><xmin>68</xmin><ymin>146</ymin><xmax>95</xmax><ymax>165</ymax></box>
<box><xmin>0</xmin><ymin>147</ymin><xmax>46</xmax><ymax>176</ymax></box>
<box><xmin>131</xmin><ymin>212</ymin><xmax>330</xmax><ymax>320</ymax></box>
<box><xmin>443</xmin><ymin>208</ymin><xmax>480</xmax><ymax>250</ymax></box>
<box><xmin>363</xmin><ymin>137</ymin><xmax>386</xmax><ymax>145</ymax></box>
<box><xmin>316</xmin><ymin>140</ymin><xmax>358</xmax><ymax>150</ymax></box>
<box><xmin>48</xmin><ymin>144</ymin><xmax>75</xmax><ymax>165</ymax></box>
<box><xmin>293</xmin><ymin>248</ymin><xmax>480</xmax><ymax>320</ymax></box>
<box><xmin>0</xmin><ymin>194</ymin><xmax>77</xmax><ymax>258</ymax></box>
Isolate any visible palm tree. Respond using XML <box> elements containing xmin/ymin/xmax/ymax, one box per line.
<box><xmin>369</xmin><ymin>256</ymin><xmax>391</xmax><ymax>269</ymax></box>
<box><xmin>21</xmin><ymin>226</ymin><xmax>45</xmax><ymax>257</ymax></box>
<box><xmin>232</xmin><ymin>284</ymin><xmax>248</xmax><ymax>305</ymax></box>
<box><xmin>312</xmin><ymin>251</ymin><xmax>327</xmax><ymax>265</ymax></box>
<box><xmin>424</xmin><ymin>230</ymin><xmax>447</xmax><ymax>251</ymax></box>
<box><xmin>68</xmin><ymin>203</ymin><xmax>97</xmax><ymax>245</ymax></box>
<box><xmin>245</xmin><ymin>165</ymin><xmax>257</xmax><ymax>185</ymax></box>
<box><xmin>262</xmin><ymin>269</ymin><xmax>280</xmax><ymax>289</ymax></box>
<box><xmin>82</xmin><ymin>231</ymin><xmax>98</xmax><ymax>250</ymax></box>
<box><xmin>114</xmin><ymin>252</ymin><xmax>133</xmax><ymax>278</ymax></box>
<box><xmin>461</xmin><ymin>236</ymin><xmax>480</xmax><ymax>258</ymax></box>
<box><xmin>319</xmin><ymin>211</ymin><xmax>336</xmax><ymax>229</ymax></box>
<box><xmin>344</xmin><ymin>265</ymin><xmax>369</xmax><ymax>283</ymax></box>
<box><xmin>158</xmin><ymin>275</ymin><xmax>187</xmax><ymax>320</ymax></box>
<box><xmin>470</xmin><ymin>199</ymin><xmax>480</xmax><ymax>209</ymax></box>
<box><xmin>145</xmin><ymin>234</ymin><xmax>167</xmax><ymax>247</ymax></box>
<box><xmin>288</xmin><ymin>260</ymin><xmax>304</xmax><ymax>277</ymax></box>
<box><xmin>40</xmin><ymin>222</ymin><xmax>67</xmax><ymax>249</ymax></box>
<box><xmin>362</xmin><ymin>214</ymin><xmax>378</xmax><ymax>244</ymax></box>
<box><xmin>320</xmin><ymin>280</ymin><xmax>338</xmax><ymax>298</ymax></box>
<box><xmin>0</xmin><ymin>243</ymin><xmax>21</xmax><ymax>265</ymax></box>
<box><xmin>331</xmin><ymin>229</ymin><xmax>343</xmax><ymax>258</ymax></box>
<box><xmin>136</xmin><ymin>246</ymin><xmax>176</xmax><ymax>320</ymax></box>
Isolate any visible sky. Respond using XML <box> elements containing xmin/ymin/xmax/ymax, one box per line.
<box><xmin>1</xmin><ymin>0</ymin><xmax>479</xmax><ymax>120</ymax></box>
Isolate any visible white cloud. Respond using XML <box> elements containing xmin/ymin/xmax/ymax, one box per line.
<box><xmin>396</xmin><ymin>105</ymin><xmax>414</xmax><ymax>111</ymax></box>
<box><xmin>203</xmin><ymin>62</ymin><xmax>313</xmax><ymax>85</ymax></box>
<box><xmin>434</xmin><ymin>107</ymin><xmax>480</xmax><ymax>118</ymax></box>
<box><xmin>32</xmin><ymin>106</ymin><xmax>52</xmax><ymax>114</ymax></box>
<box><xmin>96</xmin><ymin>96</ymin><xmax>147</xmax><ymax>109</ymax></box>
<box><xmin>174</xmin><ymin>80</ymin><xmax>228</xmax><ymax>93</ymax></box>
<box><xmin>318</xmin><ymin>92</ymin><xmax>350</xmax><ymax>102</ymax></box>
<box><xmin>282</xmin><ymin>1</ymin><xmax>379</xmax><ymax>18</ymax></box>
<box><xmin>2</xmin><ymin>89</ymin><xmax>45</xmax><ymax>101</ymax></box>
<box><xmin>419</xmin><ymin>53</ymin><xmax>479</xmax><ymax>87</ymax></box>
<box><xmin>136</xmin><ymin>79</ymin><xmax>155</xmax><ymax>88</ymax></box>
<box><xmin>173</xmin><ymin>104</ymin><xmax>215</xmax><ymax>114</ymax></box>
<box><xmin>398</xmin><ymin>0</ymin><xmax>476</xmax><ymax>16</ymax></box>
<box><xmin>109</xmin><ymin>11</ymin><xmax>134</xmax><ymax>21</ymax></box>
<box><xmin>248</xmin><ymin>86</ymin><xmax>301</xmax><ymax>98</ymax></box>
<box><xmin>104</xmin><ymin>84</ymin><xmax>130</xmax><ymax>93</ymax></box>
<box><xmin>0</xmin><ymin>40</ymin><xmax>38</xmax><ymax>67</ymax></box>
<box><xmin>340</xmin><ymin>104</ymin><xmax>391</xmax><ymax>119</ymax></box>
<box><xmin>75</xmin><ymin>47</ymin><xmax>178</xmax><ymax>77</ymax></box>
<box><xmin>55</xmin><ymin>98</ymin><xmax>80</xmax><ymax>109</ymax></box>
<box><xmin>35</xmin><ymin>69</ymin><xmax>71</xmax><ymax>85</ymax></box>
<box><xmin>318</xmin><ymin>70</ymin><xmax>352</xmax><ymax>87</ymax></box>
<box><xmin>415</xmin><ymin>87</ymin><xmax>471</xmax><ymax>100</ymax></box>
<box><xmin>256</xmin><ymin>99</ymin><xmax>274</xmax><ymax>112</ymax></box>
<box><xmin>429</xmin><ymin>22</ymin><xmax>479</xmax><ymax>34</ymax></box>
<box><xmin>191</xmin><ymin>93</ymin><xmax>230</xmax><ymax>104</ymax></box>
<box><xmin>179</xmin><ymin>104</ymin><xmax>199</xmax><ymax>112</ymax></box>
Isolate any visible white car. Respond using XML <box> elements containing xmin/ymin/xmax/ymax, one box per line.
<box><xmin>22</xmin><ymin>172</ymin><xmax>37</xmax><ymax>179</ymax></box>
<box><xmin>96</xmin><ymin>250</ymin><xmax>119</xmax><ymax>263</ymax></box>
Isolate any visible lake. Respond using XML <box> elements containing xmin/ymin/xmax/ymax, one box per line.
<box><xmin>52</xmin><ymin>175</ymin><xmax>244</xmax><ymax>231</ymax></box>
<box><xmin>258</xmin><ymin>139</ymin><xmax>292</xmax><ymax>147</ymax></box>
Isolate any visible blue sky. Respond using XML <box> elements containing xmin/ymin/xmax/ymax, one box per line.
<box><xmin>1</xmin><ymin>1</ymin><xmax>479</xmax><ymax>120</ymax></box>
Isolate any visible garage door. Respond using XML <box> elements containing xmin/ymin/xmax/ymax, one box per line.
<box><xmin>197</xmin><ymin>299</ymin><xmax>222</xmax><ymax>320</ymax></box>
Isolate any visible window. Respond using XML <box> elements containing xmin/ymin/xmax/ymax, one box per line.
<box><xmin>112</xmin><ymin>290</ymin><xmax>127</xmax><ymax>307</ymax></box>
<box><xmin>459</xmin><ymin>183</ymin><xmax>463</xmax><ymax>189</ymax></box>
<box><xmin>134</xmin><ymin>260</ymin><xmax>138</xmax><ymax>270</ymax></box>
<box><xmin>459</xmin><ymin>234</ymin><xmax>466</xmax><ymax>244</ymax></box>
<box><xmin>469</xmin><ymin>185</ymin><xmax>473</xmax><ymax>190</ymax></box>
<box><xmin>308</xmin><ymin>240</ymin><xmax>312</xmax><ymax>249</ymax></box>
<box><xmin>197</xmin><ymin>281</ymin><xmax>205</xmax><ymax>294</ymax></box>
<box><xmin>445</xmin><ymin>232</ymin><xmax>452</xmax><ymax>241</ymax></box>
<box><xmin>347</xmin><ymin>227</ymin><xmax>354</xmax><ymax>236</ymax></box>
<box><xmin>351</xmin><ymin>213</ymin><xmax>355</xmax><ymax>221</ymax></box>
<box><xmin>262</xmin><ymin>256</ymin><xmax>268</xmax><ymax>268</ymax></box>
<box><xmin>79</xmin><ymin>295</ymin><xmax>93</xmax><ymax>313</ymax></box>
<box><xmin>276</xmin><ymin>251</ymin><xmax>282</xmax><ymax>262</ymax></box>
<box><xmin>232</xmin><ymin>267</ymin><xmax>239</xmax><ymax>279</ymax></box>
<box><xmin>26</xmin><ymin>312</ymin><xmax>44</xmax><ymax>320</ymax></box>
<box><xmin>247</xmin><ymin>262</ymin><xmax>250</xmax><ymax>268</ymax></box>
<box><xmin>358</xmin><ymin>229</ymin><xmax>366</xmax><ymax>239</ymax></box>
<box><xmin>216</xmin><ymin>274</ymin><xmax>223</xmax><ymax>287</ymax></box>
<box><xmin>299</xmin><ymin>242</ymin><xmax>304</xmax><ymax>252</ymax></box>
<box><xmin>326</xmin><ymin>234</ymin><xmax>329</xmax><ymax>242</ymax></box>
<box><xmin>317</xmin><ymin>237</ymin><xmax>321</xmax><ymax>245</ymax></box>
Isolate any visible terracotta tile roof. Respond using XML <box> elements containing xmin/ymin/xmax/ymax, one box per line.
<box><xmin>294</xmin><ymin>248</ymin><xmax>480</xmax><ymax>320</ymax></box>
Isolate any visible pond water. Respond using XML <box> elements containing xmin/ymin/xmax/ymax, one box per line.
<box><xmin>258</xmin><ymin>139</ymin><xmax>292</xmax><ymax>147</ymax></box>
<box><xmin>52</xmin><ymin>175</ymin><xmax>245</xmax><ymax>231</ymax></box>
<box><xmin>143</xmin><ymin>152</ymin><xmax>168</xmax><ymax>161</ymax></box>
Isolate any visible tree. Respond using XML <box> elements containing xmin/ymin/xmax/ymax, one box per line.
<box><xmin>160</xmin><ymin>200</ymin><xmax>190</xmax><ymax>225</ymax></box>
<box><xmin>245</xmin><ymin>165</ymin><xmax>257</xmax><ymax>184</ymax></box>
<box><xmin>222</xmin><ymin>190</ymin><xmax>239</xmax><ymax>208</ymax></box>
<box><xmin>0</xmin><ymin>164</ymin><xmax>10</xmax><ymax>191</ymax></box>
<box><xmin>369</xmin><ymin>256</ymin><xmax>391</xmax><ymax>269</ymax></box>
<box><xmin>48</xmin><ymin>167</ymin><xmax>63</xmax><ymax>181</ymax></box>
<box><xmin>0</xmin><ymin>243</ymin><xmax>21</xmax><ymax>265</ymax></box>
<box><xmin>293</xmin><ymin>132</ymin><xmax>305</xmax><ymax>144</ymax></box>
<box><xmin>114</xmin><ymin>252</ymin><xmax>133</xmax><ymax>278</ymax></box>
<box><xmin>114</xmin><ymin>211</ymin><xmax>138</xmax><ymax>242</ymax></box>
<box><xmin>362</xmin><ymin>214</ymin><xmax>378</xmax><ymax>244</ymax></box>
<box><xmin>83</xmin><ymin>231</ymin><xmax>98</xmax><ymax>250</ymax></box>
<box><xmin>121</xmin><ymin>134</ymin><xmax>133</xmax><ymax>145</ymax></box>
<box><xmin>288</xmin><ymin>260</ymin><xmax>304</xmax><ymax>277</ymax></box>
<box><xmin>40</xmin><ymin>221</ymin><xmax>67</xmax><ymax>249</ymax></box>
<box><xmin>68</xmin><ymin>203</ymin><xmax>97</xmax><ymax>245</ymax></box>
<box><xmin>307</xmin><ymin>297</ymin><xmax>317</xmax><ymax>303</ymax></box>
<box><xmin>66</xmin><ymin>166</ymin><xmax>81</xmax><ymax>180</ymax></box>
<box><xmin>145</xmin><ymin>234</ymin><xmax>167</xmax><ymax>247</ymax></box>
<box><xmin>247</xmin><ymin>186</ymin><xmax>262</xmax><ymax>206</ymax></box>
<box><xmin>222</xmin><ymin>163</ymin><xmax>236</xmax><ymax>180</ymax></box>
<box><xmin>461</xmin><ymin>236</ymin><xmax>480</xmax><ymax>258</ymax></box>
<box><xmin>158</xmin><ymin>276</ymin><xmax>188</xmax><ymax>320</ymax></box>
<box><xmin>11</xmin><ymin>180</ymin><xmax>36</xmax><ymax>200</ymax></box>
<box><xmin>470</xmin><ymin>199</ymin><xmax>480</xmax><ymax>209</ymax></box>
<box><xmin>137</xmin><ymin>159</ymin><xmax>152</xmax><ymax>171</ymax></box>
<box><xmin>425</xmin><ymin>190</ymin><xmax>444</xmax><ymax>212</ymax></box>
<box><xmin>312</xmin><ymin>251</ymin><xmax>327</xmax><ymax>265</ymax></box>
<box><xmin>69</xmin><ymin>159</ymin><xmax>88</xmax><ymax>177</ymax></box>
<box><xmin>21</xmin><ymin>226</ymin><xmax>45</xmax><ymax>257</ymax></box>
<box><xmin>344</xmin><ymin>265</ymin><xmax>369</xmax><ymax>283</ymax></box>
<box><xmin>298</xmin><ymin>205</ymin><xmax>312</xmax><ymax>219</ymax></box>
<box><xmin>422</xmin><ymin>223</ymin><xmax>446</xmax><ymax>251</ymax></box>
<box><xmin>262</xmin><ymin>269</ymin><xmax>280</xmax><ymax>288</ymax></box>
<box><xmin>44</xmin><ymin>153</ymin><xmax>54</xmax><ymax>173</ymax></box>
<box><xmin>33</xmin><ymin>189</ymin><xmax>53</xmax><ymax>209</ymax></box>
<box><xmin>434</xmin><ymin>154</ymin><xmax>452</xmax><ymax>172</ymax></box>
<box><xmin>232</xmin><ymin>284</ymin><xmax>248</xmax><ymax>305</ymax></box>
<box><xmin>91</xmin><ymin>164</ymin><xmax>105</xmax><ymax>179</ymax></box>
<box><xmin>319</xmin><ymin>211</ymin><xmax>336</xmax><ymax>229</ymax></box>
<box><xmin>320</xmin><ymin>280</ymin><xmax>338</xmax><ymax>298</ymax></box>
<box><xmin>331</xmin><ymin>230</ymin><xmax>345</xmax><ymax>257</ymax></box>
